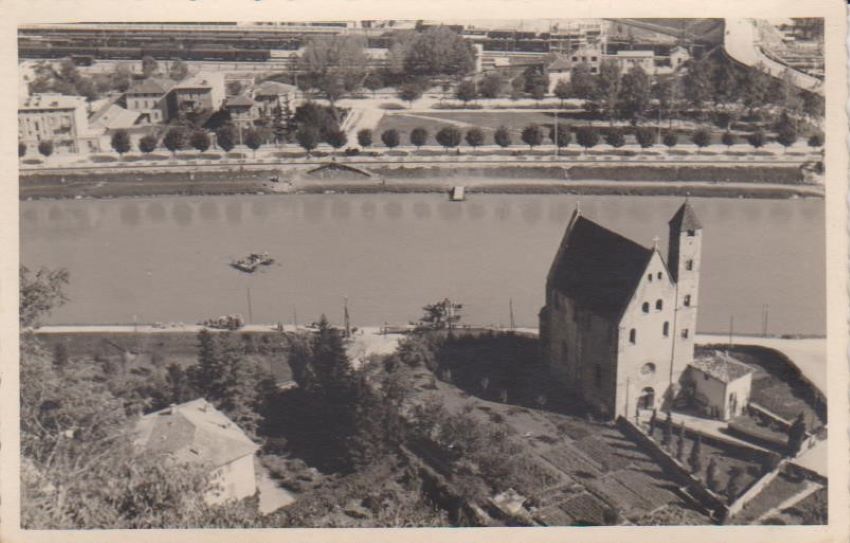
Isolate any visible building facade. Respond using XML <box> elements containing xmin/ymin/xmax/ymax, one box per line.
<box><xmin>18</xmin><ymin>93</ymin><xmax>100</xmax><ymax>154</ymax></box>
<box><xmin>123</xmin><ymin>79</ymin><xmax>172</xmax><ymax>124</ymax></box>
<box><xmin>539</xmin><ymin>202</ymin><xmax>703</xmax><ymax>420</ymax></box>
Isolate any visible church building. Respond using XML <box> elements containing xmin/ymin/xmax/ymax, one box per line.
<box><xmin>539</xmin><ymin>201</ymin><xmax>703</xmax><ymax>420</ymax></box>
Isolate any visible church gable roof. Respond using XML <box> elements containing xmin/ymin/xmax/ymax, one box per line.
<box><xmin>549</xmin><ymin>215</ymin><xmax>653</xmax><ymax>317</ymax></box>
<box><xmin>669</xmin><ymin>202</ymin><xmax>702</xmax><ymax>231</ymax></box>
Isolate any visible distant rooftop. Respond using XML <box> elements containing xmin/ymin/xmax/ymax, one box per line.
<box><xmin>225</xmin><ymin>94</ymin><xmax>255</xmax><ymax>107</ymax></box>
<box><xmin>615</xmin><ymin>50</ymin><xmax>655</xmax><ymax>57</ymax></box>
<box><xmin>134</xmin><ymin>398</ymin><xmax>258</xmax><ymax>468</ymax></box>
<box><xmin>20</xmin><ymin>93</ymin><xmax>86</xmax><ymax>110</ymax></box>
<box><xmin>254</xmin><ymin>80</ymin><xmax>297</xmax><ymax>97</ymax></box>
<box><xmin>126</xmin><ymin>78</ymin><xmax>173</xmax><ymax>95</ymax></box>
<box><xmin>690</xmin><ymin>352</ymin><xmax>753</xmax><ymax>384</ymax></box>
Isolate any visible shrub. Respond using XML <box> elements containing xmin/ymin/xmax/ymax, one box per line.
<box><xmin>296</xmin><ymin>126</ymin><xmax>319</xmax><ymax>154</ymax></box>
<box><xmin>138</xmin><ymin>134</ymin><xmax>158</xmax><ymax>154</ymax></box>
<box><xmin>807</xmin><ymin>132</ymin><xmax>824</xmax><ymax>148</ymax></box>
<box><xmin>662</xmin><ymin>132</ymin><xmax>678</xmax><ymax>148</ymax></box>
<box><xmin>357</xmin><ymin>128</ymin><xmax>373</xmax><ymax>148</ymax></box>
<box><xmin>18</xmin><ymin>141</ymin><xmax>26</xmax><ymax>158</ymax></box>
<box><xmin>776</xmin><ymin>124</ymin><xmax>798</xmax><ymax>151</ymax></box>
<box><xmin>189</xmin><ymin>130</ymin><xmax>211</xmax><ymax>153</ymax></box>
<box><xmin>38</xmin><ymin>140</ymin><xmax>54</xmax><ymax>158</ymax></box>
<box><xmin>576</xmin><ymin>126</ymin><xmax>599</xmax><ymax>150</ymax></box>
<box><xmin>494</xmin><ymin>126</ymin><xmax>512</xmax><ymax>148</ymax></box>
<box><xmin>635</xmin><ymin>127</ymin><xmax>656</xmax><ymax>148</ymax></box>
<box><xmin>455</xmin><ymin>79</ymin><xmax>477</xmax><ymax>103</ymax></box>
<box><xmin>216</xmin><ymin>126</ymin><xmax>236</xmax><ymax>153</ymax></box>
<box><xmin>721</xmin><ymin>131</ymin><xmax>736</xmax><ymax>148</ymax></box>
<box><xmin>550</xmin><ymin>124</ymin><xmax>571</xmax><ymax>148</ymax></box>
<box><xmin>465</xmin><ymin>127</ymin><xmax>485</xmax><ymax>148</ymax></box>
<box><xmin>381</xmin><ymin>129</ymin><xmax>400</xmax><ymax>149</ymax></box>
<box><xmin>162</xmin><ymin>127</ymin><xmax>186</xmax><ymax>156</ymax></box>
<box><xmin>110</xmin><ymin>129</ymin><xmax>131</xmax><ymax>155</ymax></box>
<box><xmin>748</xmin><ymin>130</ymin><xmax>766</xmax><ymax>149</ymax></box>
<box><xmin>326</xmin><ymin>129</ymin><xmax>347</xmax><ymax>150</ymax></box>
<box><xmin>244</xmin><ymin>128</ymin><xmax>263</xmax><ymax>156</ymax></box>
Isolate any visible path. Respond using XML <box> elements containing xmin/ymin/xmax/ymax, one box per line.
<box><xmin>637</xmin><ymin>410</ymin><xmax>770</xmax><ymax>453</ymax></box>
<box><xmin>753</xmin><ymin>480</ymin><xmax>822</xmax><ymax>524</ymax></box>
<box><xmin>723</xmin><ymin>18</ymin><xmax>823</xmax><ymax>95</ymax></box>
<box><xmin>255</xmin><ymin>460</ymin><xmax>295</xmax><ymax>514</ymax></box>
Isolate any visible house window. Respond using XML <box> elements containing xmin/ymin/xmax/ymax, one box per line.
<box><xmin>642</xmin><ymin>302</ymin><xmax>649</xmax><ymax>313</ymax></box>
<box><xmin>655</xmin><ymin>300</ymin><xmax>663</xmax><ymax>310</ymax></box>
<box><xmin>663</xmin><ymin>322</ymin><xmax>669</xmax><ymax>336</ymax></box>
<box><xmin>657</xmin><ymin>272</ymin><xmax>663</xmax><ymax>280</ymax></box>
<box><xmin>687</xmin><ymin>229</ymin><xmax>696</xmax><ymax>237</ymax></box>
<box><xmin>681</xmin><ymin>328</ymin><xmax>689</xmax><ymax>339</ymax></box>
<box><xmin>629</xmin><ymin>329</ymin><xmax>637</xmax><ymax>344</ymax></box>
<box><xmin>647</xmin><ymin>273</ymin><xmax>653</xmax><ymax>282</ymax></box>
<box><xmin>640</xmin><ymin>362</ymin><xmax>656</xmax><ymax>375</ymax></box>
<box><xmin>684</xmin><ymin>294</ymin><xmax>691</xmax><ymax>307</ymax></box>
<box><xmin>572</xmin><ymin>56</ymin><xmax>578</xmax><ymax>62</ymax></box>
<box><xmin>591</xmin><ymin>56</ymin><xmax>597</xmax><ymax>61</ymax></box>
<box><xmin>686</xmin><ymin>259</ymin><xmax>694</xmax><ymax>271</ymax></box>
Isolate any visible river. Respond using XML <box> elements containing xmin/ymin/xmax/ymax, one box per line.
<box><xmin>20</xmin><ymin>194</ymin><xmax>825</xmax><ymax>336</ymax></box>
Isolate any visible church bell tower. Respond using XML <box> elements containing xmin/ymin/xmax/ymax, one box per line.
<box><xmin>668</xmin><ymin>201</ymin><xmax>702</xmax><ymax>382</ymax></box>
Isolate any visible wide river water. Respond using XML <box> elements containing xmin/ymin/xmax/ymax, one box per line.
<box><xmin>20</xmin><ymin>193</ymin><xmax>825</xmax><ymax>336</ymax></box>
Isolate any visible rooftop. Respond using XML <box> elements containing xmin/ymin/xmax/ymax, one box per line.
<box><xmin>225</xmin><ymin>94</ymin><xmax>255</xmax><ymax>107</ymax></box>
<box><xmin>690</xmin><ymin>351</ymin><xmax>753</xmax><ymax>384</ymax></box>
<box><xmin>254</xmin><ymin>80</ymin><xmax>297</xmax><ymax>97</ymax></box>
<box><xmin>89</xmin><ymin>103</ymin><xmax>143</xmax><ymax>130</ymax></box>
<box><xmin>126</xmin><ymin>78</ymin><xmax>173</xmax><ymax>95</ymax></box>
<box><xmin>615</xmin><ymin>50</ymin><xmax>655</xmax><ymax>57</ymax></box>
<box><xmin>20</xmin><ymin>93</ymin><xmax>86</xmax><ymax>111</ymax></box>
<box><xmin>134</xmin><ymin>398</ymin><xmax>258</xmax><ymax>468</ymax></box>
<box><xmin>668</xmin><ymin>201</ymin><xmax>702</xmax><ymax>232</ymax></box>
<box><xmin>174</xmin><ymin>71</ymin><xmax>224</xmax><ymax>90</ymax></box>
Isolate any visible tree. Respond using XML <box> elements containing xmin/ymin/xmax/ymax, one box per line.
<box><xmin>747</xmin><ymin>129</ymin><xmax>766</xmax><ymax>149</ymax></box>
<box><xmin>494</xmin><ymin>125</ymin><xmax>512</xmax><ymax>148</ymax></box>
<box><xmin>435</xmin><ymin>126</ymin><xmax>462</xmax><ymax>151</ymax></box>
<box><xmin>189</xmin><ymin>130</ymin><xmax>211</xmax><ymax>154</ymax></box>
<box><xmin>553</xmin><ymin>79</ymin><xmax>571</xmax><ymax>107</ymax></box>
<box><xmin>272</xmin><ymin>102</ymin><xmax>287</xmax><ymax>145</ymax></box>
<box><xmin>635</xmin><ymin>126</ymin><xmax>656</xmax><ymax>148</ymax></box>
<box><xmin>465</xmin><ymin>127</ymin><xmax>484</xmax><ymax>149</ymax></box>
<box><xmin>597</xmin><ymin>60</ymin><xmax>622</xmax><ymax>123</ymax></box>
<box><xmin>455</xmin><ymin>79</ymin><xmax>477</xmax><ymax>104</ymax></box>
<box><xmin>787</xmin><ymin>413</ymin><xmax>807</xmax><ymax>455</ymax></box>
<box><xmin>569</xmin><ymin>63</ymin><xmax>597</xmax><ymax>100</ymax></box>
<box><xmin>663</xmin><ymin>132</ymin><xmax>678</xmax><ymax>148</ymax></box>
<box><xmin>138</xmin><ymin>134</ymin><xmax>158</xmax><ymax>154</ymax></box>
<box><xmin>740</xmin><ymin>64</ymin><xmax>772</xmax><ymax>115</ymax></box>
<box><xmin>215</xmin><ymin>125</ymin><xmax>236</xmax><ymax>153</ymax></box>
<box><xmin>299</xmin><ymin>35</ymin><xmax>369</xmax><ymax>104</ymax></box>
<box><xmin>808</xmin><ymin>132</ymin><xmax>824</xmax><ymax>148</ymax></box>
<box><xmin>478</xmin><ymin>72</ymin><xmax>506</xmax><ymax>99</ymax></box>
<box><xmin>168</xmin><ymin>59</ymin><xmax>189</xmax><ymax>81</ymax></box>
<box><xmin>38</xmin><ymin>140</ymin><xmax>54</xmax><ymax>158</ymax></box>
<box><xmin>721</xmin><ymin>131</ymin><xmax>736</xmax><ymax>149</ymax></box>
<box><xmin>521</xmin><ymin>124</ymin><xmax>544</xmax><ymax>149</ymax></box>
<box><xmin>706</xmin><ymin>458</ymin><xmax>719</xmax><ymax>492</ymax></box>
<box><xmin>549</xmin><ymin>123</ymin><xmax>571</xmax><ymax>149</ymax></box>
<box><xmin>725</xmin><ymin>466</ymin><xmax>743</xmax><ymax>502</ymax></box>
<box><xmin>357</xmin><ymin>128</ymin><xmax>373</xmax><ymax>148</ymax></box>
<box><xmin>381</xmin><ymin>128</ymin><xmax>400</xmax><ymax>149</ymax></box>
<box><xmin>605</xmin><ymin>128</ymin><xmax>625</xmax><ymax>148</ymax></box>
<box><xmin>141</xmin><ymin>55</ymin><xmax>158</xmax><ymax>78</ymax></box>
<box><xmin>20</xmin><ymin>266</ymin><xmax>69</xmax><ymax>328</ymax></box>
<box><xmin>683</xmin><ymin>58</ymin><xmax>714</xmax><ymax>114</ymax></box>
<box><xmin>776</xmin><ymin>123</ymin><xmax>798</xmax><ymax>152</ymax></box>
<box><xmin>325</xmin><ymin>129</ymin><xmax>347</xmax><ymax>150</ymax></box>
<box><xmin>403</xmin><ymin>26</ymin><xmax>476</xmax><ymax>77</ymax></box>
<box><xmin>243</xmin><ymin>128</ymin><xmax>262</xmax><ymax>157</ymax></box>
<box><xmin>576</xmin><ymin>126</ymin><xmax>599</xmax><ymax>151</ymax></box>
<box><xmin>410</xmin><ymin>127</ymin><xmax>428</xmax><ymax>149</ymax></box>
<box><xmin>226</xmin><ymin>80</ymin><xmax>243</xmax><ymax>97</ymax></box>
<box><xmin>19</xmin><ymin>141</ymin><xmax>27</xmax><ymax>158</ymax></box>
<box><xmin>691</xmin><ymin>128</ymin><xmax>711</xmax><ymax>148</ymax></box>
<box><xmin>363</xmin><ymin>72</ymin><xmax>384</xmax><ymax>96</ymax></box>
<box><xmin>110</xmin><ymin>130</ymin><xmax>132</xmax><ymax>156</ymax></box>
<box><xmin>295</xmin><ymin>126</ymin><xmax>319</xmax><ymax>155</ymax></box>
<box><xmin>398</xmin><ymin>82</ymin><xmax>423</xmax><ymax>108</ymax></box>
<box><xmin>618</xmin><ymin>65</ymin><xmax>652</xmax><ymax>122</ymax></box>
<box><xmin>163</xmin><ymin>127</ymin><xmax>186</xmax><ymax>157</ymax></box>
<box><xmin>419</xmin><ymin>298</ymin><xmax>463</xmax><ymax>330</ymax></box>
<box><xmin>522</xmin><ymin>66</ymin><xmax>548</xmax><ymax>102</ymax></box>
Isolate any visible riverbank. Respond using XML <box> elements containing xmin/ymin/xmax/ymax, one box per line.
<box><xmin>19</xmin><ymin>161</ymin><xmax>823</xmax><ymax>201</ymax></box>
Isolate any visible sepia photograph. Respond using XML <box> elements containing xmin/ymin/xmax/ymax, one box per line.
<box><xmin>4</xmin><ymin>1</ymin><xmax>847</xmax><ymax>540</ymax></box>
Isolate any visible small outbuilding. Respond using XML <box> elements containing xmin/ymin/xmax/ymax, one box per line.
<box><xmin>683</xmin><ymin>351</ymin><xmax>753</xmax><ymax>421</ymax></box>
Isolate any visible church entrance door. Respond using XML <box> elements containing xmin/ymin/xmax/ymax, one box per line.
<box><xmin>638</xmin><ymin>387</ymin><xmax>655</xmax><ymax>410</ymax></box>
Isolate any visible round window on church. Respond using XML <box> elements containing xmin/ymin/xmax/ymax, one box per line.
<box><xmin>640</xmin><ymin>363</ymin><xmax>656</xmax><ymax>376</ymax></box>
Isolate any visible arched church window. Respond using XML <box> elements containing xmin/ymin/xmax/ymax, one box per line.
<box><xmin>663</xmin><ymin>322</ymin><xmax>669</xmax><ymax>336</ymax></box>
<box><xmin>647</xmin><ymin>273</ymin><xmax>653</xmax><ymax>282</ymax></box>
<box><xmin>642</xmin><ymin>302</ymin><xmax>649</xmax><ymax>313</ymax></box>
<box><xmin>655</xmin><ymin>299</ymin><xmax>663</xmax><ymax>310</ymax></box>
<box><xmin>629</xmin><ymin>329</ymin><xmax>636</xmax><ymax>344</ymax></box>
<box><xmin>686</xmin><ymin>259</ymin><xmax>694</xmax><ymax>271</ymax></box>
<box><xmin>684</xmin><ymin>294</ymin><xmax>691</xmax><ymax>307</ymax></box>
<box><xmin>687</xmin><ymin>229</ymin><xmax>696</xmax><ymax>237</ymax></box>
<box><xmin>657</xmin><ymin>272</ymin><xmax>663</xmax><ymax>280</ymax></box>
<box><xmin>640</xmin><ymin>363</ymin><xmax>656</xmax><ymax>375</ymax></box>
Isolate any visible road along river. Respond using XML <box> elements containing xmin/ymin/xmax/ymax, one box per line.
<box><xmin>20</xmin><ymin>193</ymin><xmax>825</xmax><ymax>336</ymax></box>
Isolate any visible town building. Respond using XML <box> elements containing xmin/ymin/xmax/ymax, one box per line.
<box><xmin>223</xmin><ymin>94</ymin><xmax>258</xmax><ymax>133</ymax></box>
<box><xmin>252</xmin><ymin>80</ymin><xmax>298</xmax><ymax>118</ymax></box>
<box><xmin>539</xmin><ymin>202</ymin><xmax>706</xmax><ymax>420</ymax></box>
<box><xmin>18</xmin><ymin>93</ymin><xmax>101</xmax><ymax>154</ymax></box>
<box><xmin>123</xmin><ymin>78</ymin><xmax>173</xmax><ymax>124</ymax></box>
<box><xmin>166</xmin><ymin>71</ymin><xmax>225</xmax><ymax>121</ymax></box>
<box><xmin>134</xmin><ymin>398</ymin><xmax>259</xmax><ymax>504</ymax></box>
<box><xmin>683</xmin><ymin>351</ymin><xmax>753</xmax><ymax>420</ymax></box>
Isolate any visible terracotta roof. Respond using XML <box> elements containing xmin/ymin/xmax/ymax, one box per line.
<box><xmin>668</xmin><ymin>201</ymin><xmax>702</xmax><ymax>231</ymax></box>
<box><xmin>135</xmin><ymin>398</ymin><xmax>258</xmax><ymax>468</ymax></box>
<box><xmin>690</xmin><ymin>352</ymin><xmax>753</xmax><ymax>384</ymax></box>
<box><xmin>225</xmin><ymin>94</ymin><xmax>255</xmax><ymax>107</ymax></box>
<box><xmin>548</xmin><ymin>213</ymin><xmax>653</xmax><ymax>317</ymax></box>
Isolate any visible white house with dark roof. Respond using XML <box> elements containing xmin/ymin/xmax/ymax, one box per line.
<box><xmin>134</xmin><ymin>398</ymin><xmax>259</xmax><ymax>504</ymax></box>
<box><xmin>123</xmin><ymin>78</ymin><xmax>173</xmax><ymax>124</ymax></box>
<box><xmin>539</xmin><ymin>202</ymin><xmax>708</xmax><ymax>420</ymax></box>
<box><xmin>684</xmin><ymin>351</ymin><xmax>753</xmax><ymax>420</ymax></box>
<box><xmin>253</xmin><ymin>80</ymin><xmax>299</xmax><ymax>118</ymax></box>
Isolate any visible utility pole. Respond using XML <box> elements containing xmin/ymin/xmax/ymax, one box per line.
<box><xmin>293</xmin><ymin>307</ymin><xmax>298</xmax><ymax>328</ymax></box>
<box><xmin>509</xmin><ymin>297</ymin><xmax>516</xmax><ymax>331</ymax></box>
<box><xmin>246</xmin><ymin>287</ymin><xmax>254</xmax><ymax>324</ymax></box>
<box><xmin>727</xmin><ymin>315</ymin><xmax>734</xmax><ymax>355</ymax></box>
<box><xmin>762</xmin><ymin>304</ymin><xmax>769</xmax><ymax>337</ymax></box>
<box><xmin>554</xmin><ymin>111</ymin><xmax>559</xmax><ymax>157</ymax></box>
<box><xmin>343</xmin><ymin>296</ymin><xmax>351</xmax><ymax>338</ymax></box>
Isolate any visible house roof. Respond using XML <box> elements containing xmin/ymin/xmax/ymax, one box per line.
<box><xmin>548</xmin><ymin>212</ymin><xmax>653</xmax><ymax>317</ymax></box>
<box><xmin>669</xmin><ymin>201</ymin><xmax>702</xmax><ymax>231</ymax></box>
<box><xmin>548</xmin><ymin>56</ymin><xmax>572</xmax><ymax>72</ymax></box>
<box><xmin>174</xmin><ymin>72</ymin><xmax>223</xmax><ymax>91</ymax></box>
<box><xmin>20</xmin><ymin>93</ymin><xmax>86</xmax><ymax>111</ymax></box>
<box><xmin>254</xmin><ymin>80</ymin><xmax>297</xmax><ymax>97</ymax></box>
<box><xmin>690</xmin><ymin>352</ymin><xmax>753</xmax><ymax>384</ymax></box>
<box><xmin>225</xmin><ymin>94</ymin><xmax>255</xmax><ymax>107</ymax></box>
<box><xmin>135</xmin><ymin>398</ymin><xmax>258</xmax><ymax>468</ymax></box>
<box><xmin>127</xmin><ymin>78</ymin><xmax>170</xmax><ymax>95</ymax></box>
<box><xmin>89</xmin><ymin>103</ymin><xmax>142</xmax><ymax>130</ymax></box>
<box><xmin>615</xmin><ymin>50</ymin><xmax>655</xmax><ymax>58</ymax></box>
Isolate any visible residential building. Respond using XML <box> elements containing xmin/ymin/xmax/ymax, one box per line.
<box><xmin>224</xmin><ymin>94</ymin><xmax>258</xmax><ymax>135</ymax></box>
<box><xmin>123</xmin><ymin>78</ymin><xmax>173</xmax><ymax>124</ymax></box>
<box><xmin>253</xmin><ymin>80</ymin><xmax>298</xmax><ymax>118</ymax></box>
<box><xmin>539</xmin><ymin>202</ymin><xmax>708</xmax><ymax>420</ymax></box>
<box><xmin>134</xmin><ymin>398</ymin><xmax>259</xmax><ymax>504</ymax></box>
<box><xmin>18</xmin><ymin>93</ymin><xmax>101</xmax><ymax>154</ymax></box>
<box><xmin>166</xmin><ymin>71</ymin><xmax>225</xmax><ymax>121</ymax></box>
<box><xmin>683</xmin><ymin>352</ymin><xmax>753</xmax><ymax>420</ymax></box>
